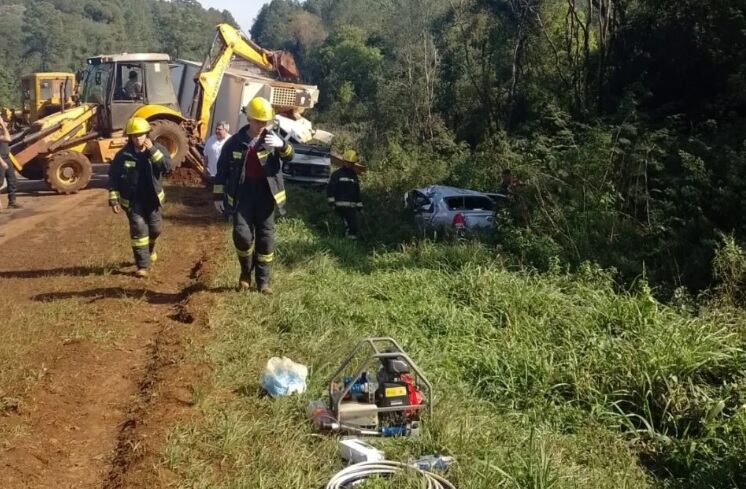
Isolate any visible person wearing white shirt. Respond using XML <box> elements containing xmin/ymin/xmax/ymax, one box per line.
<box><xmin>204</xmin><ymin>121</ymin><xmax>231</xmax><ymax>182</ymax></box>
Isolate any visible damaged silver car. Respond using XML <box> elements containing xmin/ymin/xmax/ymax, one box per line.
<box><xmin>404</xmin><ymin>185</ymin><xmax>506</xmax><ymax>236</ymax></box>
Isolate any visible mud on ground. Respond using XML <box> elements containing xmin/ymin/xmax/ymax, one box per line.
<box><xmin>0</xmin><ymin>184</ymin><xmax>227</xmax><ymax>489</ymax></box>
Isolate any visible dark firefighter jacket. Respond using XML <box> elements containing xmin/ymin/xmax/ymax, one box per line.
<box><xmin>108</xmin><ymin>142</ymin><xmax>172</xmax><ymax>209</ymax></box>
<box><xmin>213</xmin><ymin>126</ymin><xmax>294</xmax><ymax>215</ymax></box>
<box><xmin>327</xmin><ymin>165</ymin><xmax>363</xmax><ymax>209</ymax></box>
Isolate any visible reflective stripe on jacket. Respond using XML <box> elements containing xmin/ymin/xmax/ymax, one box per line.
<box><xmin>108</xmin><ymin>142</ymin><xmax>171</xmax><ymax>209</ymax></box>
<box><xmin>327</xmin><ymin>166</ymin><xmax>362</xmax><ymax>208</ymax></box>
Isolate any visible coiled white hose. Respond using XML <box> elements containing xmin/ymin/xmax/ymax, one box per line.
<box><xmin>326</xmin><ymin>461</ymin><xmax>456</xmax><ymax>489</ymax></box>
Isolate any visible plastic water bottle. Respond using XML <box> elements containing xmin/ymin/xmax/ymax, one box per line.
<box><xmin>306</xmin><ymin>400</ymin><xmax>337</xmax><ymax>431</ymax></box>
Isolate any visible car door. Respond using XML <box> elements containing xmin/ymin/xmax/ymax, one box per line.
<box><xmin>410</xmin><ymin>190</ymin><xmax>435</xmax><ymax>229</ymax></box>
<box><xmin>461</xmin><ymin>195</ymin><xmax>496</xmax><ymax>229</ymax></box>
<box><xmin>440</xmin><ymin>196</ymin><xmax>464</xmax><ymax>229</ymax></box>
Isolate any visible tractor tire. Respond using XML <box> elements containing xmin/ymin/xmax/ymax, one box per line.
<box><xmin>45</xmin><ymin>151</ymin><xmax>92</xmax><ymax>194</ymax></box>
<box><xmin>149</xmin><ymin>119</ymin><xmax>188</xmax><ymax>168</ymax></box>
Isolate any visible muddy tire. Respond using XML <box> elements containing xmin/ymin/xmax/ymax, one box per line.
<box><xmin>149</xmin><ymin>119</ymin><xmax>188</xmax><ymax>168</ymax></box>
<box><xmin>45</xmin><ymin>151</ymin><xmax>92</xmax><ymax>194</ymax></box>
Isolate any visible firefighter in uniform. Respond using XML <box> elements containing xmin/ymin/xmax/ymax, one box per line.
<box><xmin>108</xmin><ymin>117</ymin><xmax>172</xmax><ymax>278</ymax></box>
<box><xmin>327</xmin><ymin>149</ymin><xmax>364</xmax><ymax>239</ymax></box>
<box><xmin>213</xmin><ymin>97</ymin><xmax>293</xmax><ymax>293</ymax></box>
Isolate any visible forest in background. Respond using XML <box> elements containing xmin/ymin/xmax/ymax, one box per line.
<box><xmin>0</xmin><ymin>0</ymin><xmax>236</xmax><ymax>105</ymax></box>
<box><xmin>251</xmin><ymin>0</ymin><xmax>746</xmax><ymax>294</ymax></box>
<box><xmin>0</xmin><ymin>0</ymin><xmax>744</xmax><ymax>294</ymax></box>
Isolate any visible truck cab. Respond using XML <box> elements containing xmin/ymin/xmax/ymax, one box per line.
<box><xmin>75</xmin><ymin>53</ymin><xmax>188</xmax><ymax>168</ymax></box>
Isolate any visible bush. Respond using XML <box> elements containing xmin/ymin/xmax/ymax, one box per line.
<box><xmin>712</xmin><ymin>235</ymin><xmax>746</xmax><ymax>306</ymax></box>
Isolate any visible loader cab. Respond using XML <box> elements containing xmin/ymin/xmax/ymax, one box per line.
<box><xmin>80</xmin><ymin>53</ymin><xmax>180</xmax><ymax>136</ymax></box>
<box><xmin>21</xmin><ymin>72</ymin><xmax>75</xmax><ymax>124</ymax></box>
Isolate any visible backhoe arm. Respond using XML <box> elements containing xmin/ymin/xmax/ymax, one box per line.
<box><xmin>190</xmin><ymin>24</ymin><xmax>300</xmax><ymax>141</ymax></box>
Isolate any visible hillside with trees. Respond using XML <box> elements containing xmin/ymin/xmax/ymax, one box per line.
<box><xmin>251</xmin><ymin>0</ymin><xmax>746</xmax><ymax>294</ymax></box>
<box><xmin>0</xmin><ymin>0</ymin><xmax>237</xmax><ymax>107</ymax></box>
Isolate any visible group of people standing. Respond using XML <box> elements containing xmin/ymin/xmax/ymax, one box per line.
<box><xmin>108</xmin><ymin>96</ymin><xmax>364</xmax><ymax>292</ymax></box>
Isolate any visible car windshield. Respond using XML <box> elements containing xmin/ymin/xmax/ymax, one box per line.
<box><xmin>444</xmin><ymin>196</ymin><xmax>495</xmax><ymax>211</ymax></box>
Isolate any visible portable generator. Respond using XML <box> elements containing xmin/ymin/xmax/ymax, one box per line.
<box><xmin>321</xmin><ymin>337</ymin><xmax>432</xmax><ymax>437</ymax></box>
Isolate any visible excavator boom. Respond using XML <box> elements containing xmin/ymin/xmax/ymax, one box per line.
<box><xmin>190</xmin><ymin>24</ymin><xmax>310</xmax><ymax>142</ymax></box>
<box><xmin>232</xmin><ymin>28</ymin><xmax>299</xmax><ymax>81</ymax></box>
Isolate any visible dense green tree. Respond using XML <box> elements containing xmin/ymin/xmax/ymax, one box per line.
<box><xmin>318</xmin><ymin>26</ymin><xmax>380</xmax><ymax>103</ymax></box>
<box><xmin>251</xmin><ymin>0</ymin><xmax>304</xmax><ymax>50</ymax></box>
<box><xmin>23</xmin><ymin>2</ymin><xmax>68</xmax><ymax>71</ymax></box>
<box><xmin>0</xmin><ymin>4</ymin><xmax>26</xmax><ymax>106</ymax></box>
<box><xmin>251</xmin><ymin>0</ymin><xmax>326</xmax><ymax>76</ymax></box>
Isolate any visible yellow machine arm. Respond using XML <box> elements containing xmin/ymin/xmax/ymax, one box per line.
<box><xmin>10</xmin><ymin>104</ymin><xmax>97</xmax><ymax>170</ymax></box>
<box><xmin>191</xmin><ymin>24</ymin><xmax>300</xmax><ymax>141</ymax></box>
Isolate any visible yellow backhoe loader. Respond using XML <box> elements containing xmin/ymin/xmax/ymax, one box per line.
<box><xmin>190</xmin><ymin>24</ymin><xmax>302</xmax><ymax>135</ymax></box>
<box><xmin>6</xmin><ymin>24</ymin><xmax>320</xmax><ymax>194</ymax></box>
<box><xmin>8</xmin><ymin>54</ymin><xmax>189</xmax><ymax>193</ymax></box>
<box><xmin>184</xmin><ymin>23</ymin><xmax>319</xmax><ymax>168</ymax></box>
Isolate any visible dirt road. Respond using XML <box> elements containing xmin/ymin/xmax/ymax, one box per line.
<box><xmin>0</xmin><ymin>180</ymin><xmax>225</xmax><ymax>488</ymax></box>
<box><xmin>0</xmin><ymin>167</ymin><xmax>109</xmax><ymax>244</ymax></box>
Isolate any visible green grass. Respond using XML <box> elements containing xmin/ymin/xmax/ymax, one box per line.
<box><xmin>0</xmin><ymin>296</ymin><xmax>124</xmax><ymax>400</ymax></box>
<box><xmin>163</xmin><ymin>186</ymin><xmax>746</xmax><ymax>489</ymax></box>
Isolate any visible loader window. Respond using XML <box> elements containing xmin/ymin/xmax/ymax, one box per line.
<box><xmin>22</xmin><ymin>79</ymin><xmax>32</xmax><ymax>105</ymax></box>
<box><xmin>81</xmin><ymin>64</ymin><xmax>112</xmax><ymax>104</ymax></box>
<box><xmin>115</xmin><ymin>64</ymin><xmax>143</xmax><ymax>101</ymax></box>
<box><xmin>39</xmin><ymin>80</ymin><xmax>53</xmax><ymax>100</ymax></box>
<box><xmin>143</xmin><ymin>62</ymin><xmax>177</xmax><ymax>106</ymax></box>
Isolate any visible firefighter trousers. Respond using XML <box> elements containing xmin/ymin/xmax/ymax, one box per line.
<box><xmin>335</xmin><ymin>207</ymin><xmax>360</xmax><ymax>239</ymax></box>
<box><xmin>128</xmin><ymin>205</ymin><xmax>162</xmax><ymax>269</ymax></box>
<box><xmin>232</xmin><ymin>180</ymin><xmax>276</xmax><ymax>288</ymax></box>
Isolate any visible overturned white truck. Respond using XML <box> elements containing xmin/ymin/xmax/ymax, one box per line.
<box><xmin>170</xmin><ymin>60</ymin><xmax>334</xmax><ymax>184</ymax></box>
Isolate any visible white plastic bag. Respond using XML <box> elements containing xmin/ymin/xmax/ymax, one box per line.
<box><xmin>260</xmin><ymin>356</ymin><xmax>308</xmax><ymax>397</ymax></box>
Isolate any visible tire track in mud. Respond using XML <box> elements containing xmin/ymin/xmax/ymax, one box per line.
<box><xmin>103</xmin><ymin>254</ymin><xmax>214</xmax><ymax>489</ymax></box>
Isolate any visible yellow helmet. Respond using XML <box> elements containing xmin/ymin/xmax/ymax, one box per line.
<box><xmin>343</xmin><ymin>149</ymin><xmax>360</xmax><ymax>163</ymax></box>
<box><xmin>125</xmin><ymin>117</ymin><xmax>151</xmax><ymax>135</ymax></box>
<box><xmin>244</xmin><ymin>96</ymin><xmax>274</xmax><ymax>122</ymax></box>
